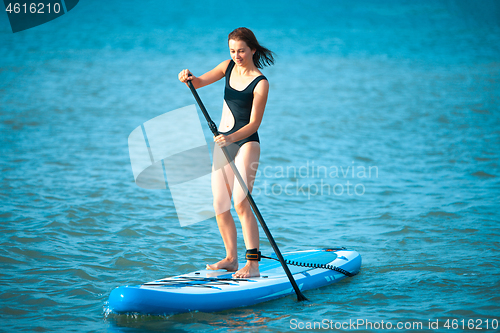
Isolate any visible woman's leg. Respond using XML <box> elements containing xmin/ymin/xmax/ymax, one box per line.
<box><xmin>232</xmin><ymin>142</ymin><xmax>261</xmax><ymax>278</ymax></box>
<box><xmin>207</xmin><ymin>159</ymin><xmax>238</xmax><ymax>271</ymax></box>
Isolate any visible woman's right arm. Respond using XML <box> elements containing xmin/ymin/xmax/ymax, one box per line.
<box><xmin>178</xmin><ymin>60</ymin><xmax>230</xmax><ymax>89</ymax></box>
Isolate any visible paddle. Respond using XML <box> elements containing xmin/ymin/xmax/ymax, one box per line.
<box><xmin>186</xmin><ymin>76</ymin><xmax>308</xmax><ymax>302</ymax></box>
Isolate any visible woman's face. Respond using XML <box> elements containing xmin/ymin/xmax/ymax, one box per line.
<box><xmin>228</xmin><ymin>39</ymin><xmax>254</xmax><ymax>67</ymax></box>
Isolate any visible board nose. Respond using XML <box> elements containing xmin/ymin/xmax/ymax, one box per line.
<box><xmin>108</xmin><ymin>286</ymin><xmax>140</xmax><ymax>314</ymax></box>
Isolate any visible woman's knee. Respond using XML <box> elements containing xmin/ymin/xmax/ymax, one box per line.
<box><xmin>234</xmin><ymin>199</ymin><xmax>251</xmax><ymax>217</ymax></box>
<box><xmin>213</xmin><ymin>198</ymin><xmax>231</xmax><ymax>215</ymax></box>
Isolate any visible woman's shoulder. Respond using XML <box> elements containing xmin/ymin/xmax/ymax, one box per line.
<box><xmin>254</xmin><ymin>76</ymin><xmax>269</xmax><ymax>94</ymax></box>
<box><xmin>216</xmin><ymin>59</ymin><xmax>232</xmax><ymax>75</ymax></box>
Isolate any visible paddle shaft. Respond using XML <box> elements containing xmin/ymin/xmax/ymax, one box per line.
<box><xmin>186</xmin><ymin>78</ymin><xmax>307</xmax><ymax>301</ymax></box>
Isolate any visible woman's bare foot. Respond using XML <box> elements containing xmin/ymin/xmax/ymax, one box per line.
<box><xmin>206</xmin><ymin>257</ymin><xmax>238</xmax><ymax>271</ymax></box>
<box><xmin>232</xmin><ymin>260</ymin><xmax>260</xmax><ymax>278</ymax></box>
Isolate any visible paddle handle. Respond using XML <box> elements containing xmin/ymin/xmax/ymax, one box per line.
<box><xmin>186</xmin><ymin>75</ymin><xmax>219</xmax><ymax>136</ymax></box>
<box><xmin>186</xmin><ymin>77</ymin><xmax>307</xmax><ymax>302</ymax></box>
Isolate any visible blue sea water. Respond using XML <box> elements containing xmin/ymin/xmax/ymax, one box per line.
<box><xmin>1</xmin><ymin>0</ymin><xmax>499</xmax><ymax>332</ymax></box>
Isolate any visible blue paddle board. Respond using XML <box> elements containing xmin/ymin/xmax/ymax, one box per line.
<box><xmin>107</xmin><ymin>248</ymin><xmax>361</xmax><ymax>315</ymax></box>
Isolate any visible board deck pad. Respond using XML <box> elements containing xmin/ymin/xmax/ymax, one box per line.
<box><xmin>107</xmin><ymin>248</ymin><xmax>361</xmax><ymax>315</ymax></box>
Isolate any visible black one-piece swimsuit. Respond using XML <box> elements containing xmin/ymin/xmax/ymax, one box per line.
<box><xmin>221</xmin><ymin>60</ymin><xmax>267</xmax><ymax>150</ymax></box>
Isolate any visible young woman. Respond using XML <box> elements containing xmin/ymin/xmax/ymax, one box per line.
<box><xmin>178</xmin><ymin>27</ymin><xmax>274</xmax><ymax>278</ymax></box>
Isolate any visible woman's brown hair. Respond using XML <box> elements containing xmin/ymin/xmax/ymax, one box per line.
<box><xmin>228</xmin><ymin>27</ymin><xmax>275</xmax><ymax>69</ymax></box>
